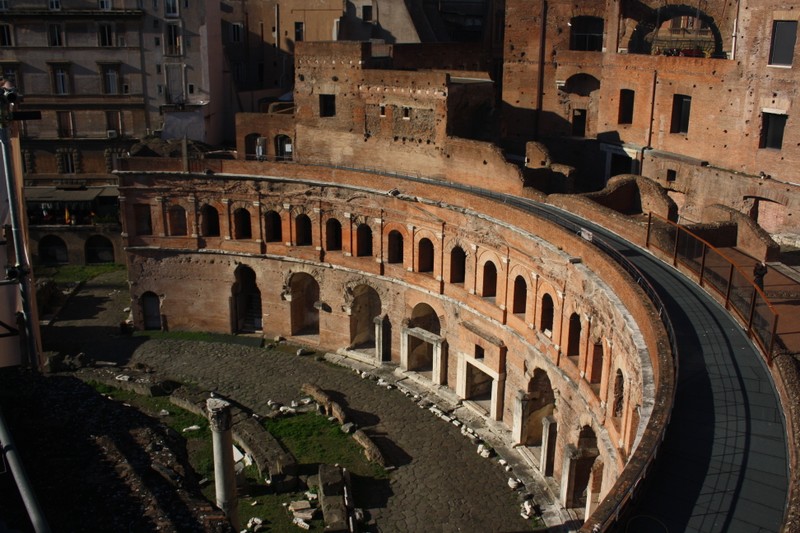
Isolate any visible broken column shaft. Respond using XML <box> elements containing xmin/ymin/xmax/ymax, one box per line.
<box><xmin>207</xmin><ymin>397</ymin><xmax>239</xmax><ymax>529</ymax></box>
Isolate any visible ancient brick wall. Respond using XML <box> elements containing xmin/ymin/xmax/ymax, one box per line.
<box><xmin>119</xmin><ymin>165</ymin><xmax>673</xmax><ymax>521</ymax></box>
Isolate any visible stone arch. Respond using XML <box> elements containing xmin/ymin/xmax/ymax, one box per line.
<box><xmin>355</xmin><ymin>222</ymin><xmax>373</xmax><ymax>257</ymax></box>
<box><xmin>295</xmin><ymin>213</ymin><xmax>312</xmax><ymax>246</ymax></box>
<box><xmin>141</xmin><ymin>291</ymin><xmax>161</xmax><ymax>330</ymax></box>
<box><xmin>167</xmin><ymin>204</ymin><xmax>187</xmax><ymax>236</ymax></box>
<box><xmin>567</xmin><ymin>312</ymin><xmax>582</xmax><ymax>358</ymax></box>
<box><xmin>418</xmin><ymin>237</ymin><xmax>434</xmax><ymax>273</ymax></box>
<box><xmin>563</xmin><ymin>73</ymin><xmax>601</xmax><ymax>97</ymax></box>
<box><xmin>39</xmin><ymin>235</ymin><xmax>68</xmax><ymax>265</ymax></box>
<box><xmin>232</xmin><ymin>265</ymin><xmax>261</xmax><ymax>333</ymax></box>
<box><xmin>521</xmin><ymin>369</ymin><xmax>556</xmax><ymax>446</ymax></box>
<box><xmin>481</xmin><ymin>260</ymin><xmax>498</xmax><ymax>298</ymax></box>
<box><xmin>325</xmin><ymin>217</ymin><xmax>342</xmax><ymax>251</ymax></box>
<box><xmin>512</xmin><ymin>274</ymin><xmax>527</xmax><ymax>315</ymax></box>
<box><xmin>387</xmin><ymin>229</ymin><xmax>404</xmax><ymax>264</ymax></box>
<box><xmin>627</xmin><ymin>5</ymin><xmax>724</xmax><ymax>57</ymax></box>
<box><xmin>349</xmin><ymin>284</ymin><xmax>382</xmax><ymax>350</ymax></box>
<box><xmin>540</xmin><ymin>292</ymin><xmax>555</xmax><ymax>334</ymax></box>
<box><xmin>410</xmin><ymin>301</ymin><xmax>441</xmax><ymax>334</ymax></box>
<box><xmin>199</xmin><ymin>204</ymin><xmax>220</xmax><ymax>237</ymax></box>
<box><xmin>85</xmin><ymin>235</ymin><xmax>114</xmax><ymax>264</ymax></box>
<box><xmin>290</xmin><ymin>272</ymin><xmax>320</xmax><ymax>336</ymax></box>
<box><xmin>233</xmin><ymin>207</ymin><xmax>252</xmax><ymax>239</ymax></box>
<box><xmin>264</xmin><ymin>210</ymin><xmax>283</xmax><ymax>242</ymax></box>
<box><xmin>449</xmin><ymin>244</ymin><xmax>467</xmax><ymax>284</ymax></box>
<box><xmin>406</xmin><ymin>301</ymin><xmax>442</xmax><ymax>374</ymax></box>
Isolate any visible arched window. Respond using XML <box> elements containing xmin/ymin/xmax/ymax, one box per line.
<box><xmin>167</xmin><ymin>205</ymin><xmax>187</xmax><ymax>236</ymax></box>
<box><xmin>200</xmin><ymin>204</ymin><xmax>220</xmax><ymax>237</ymax></box>
<box><xmin>513</xmin><ymin>275</ymin><xmax>527</xmax><ymax>314</ymax></box>
<box><xmin>450</xmin><ymin>246</ymin><xmax>466</xmax><ymax>284</ymax></box>
<box><xmin>233</xmin><ymin>208</ymin><xmax>252</xmax><ymax>239</ymax></box>
<box><xmin>613</xmin><ymin>369</ymin><xmax>625</xmax><ymax>418</ymax></box>
<box><xmin>244</xmin><ymin>133</ymin><xmax>261</xmax><ymax>160</ymax></box>
<box><xmin>265</xmin><ymin>210</ymin><xmax>282</xmax><ymax>242</ymax></box>
<box><xmin>482</xmin><ymin>261</ymin><xmax>497</xmax><ymax>298</ymax></box>
<box><xmin>387</xmin><ymin>230</ymin><xmax>403</xmax><ymax>264</ymax></box>
<box><xmin>567</xmin><ymin>313</ymin><xmax>581</xmax><ymax>358</ymax></box>
<box><xmin>418</xmin><ymin>238</ymin><xmax>434</xmax><ymax>273</ymax></box>
<box><xmin>589</xmin><ymin>342</ymin><xmax>603</xmax><ymax>384</ymax></box>
<box><xmin>326</xmin><ymin>218</ymin><xmax>342</xmax><ymax>250</ymax></box>
<box><xmin>356</xmin><ymin>224</ymin><xmax>372</xmax><ymax>257</ymax></box>
<box><xmin>295</xmin><ymin>214</ymin><xmax>312</xmax><ymax>246</ymax></box>
<box><xmin>540</xmin><ymin>293</ymin><xmax>554</xmax><ymax>334</ymax></box>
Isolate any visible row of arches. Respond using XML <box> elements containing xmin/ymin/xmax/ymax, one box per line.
<box><xmin>138</xmin><ymin>201</ymin><xmax>608</xmax><ymax>378</ymax></box>
<box><xmin>37</xmin><ymin>234</ymin><xmax>115</xmax><ymax>265</ymax></box>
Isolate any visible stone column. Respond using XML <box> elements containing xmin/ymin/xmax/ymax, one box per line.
<box><xmin>432</xmin><ymin>339</ymin><xmax>443</xmax><ymax>385</ymax></box>
<box><xmin>373</xmin><ymin>315</ymin><xmax>384</xmax><ymax>363</ymax></box>
<box><xmin>207</xmin><ymin>397</ymin><xmax>239</xmax><ymax>529</ymax></box>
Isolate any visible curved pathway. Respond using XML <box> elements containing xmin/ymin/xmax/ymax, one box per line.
<box><xmin>502</xmin><ymin>195</ymin><xmax>789</xmax><ymax>532</ymax></box>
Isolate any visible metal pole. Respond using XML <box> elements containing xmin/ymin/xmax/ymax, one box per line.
<box><xmin>0</xmin><ymin>124</ymin><xmax>39</xmax><ymax>371</ymax></box>
<box><xmin>0</xmin><ymin>407</ymin><xmax>51</xmax><ymax>532</ymax></box>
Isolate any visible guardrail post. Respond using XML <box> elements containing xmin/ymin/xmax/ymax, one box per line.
<box><xmin>645</xmin><ymin>212</ymin><xmax>652</xmax><ymax>248</ymax></box>
<box><xmin>747</xmin><ymin>287</ymin><xmax>757</xmax><ymax>335</ymax></box>
<box><xmin>724</xmin><ymin>264</ymin><xmax>734</xmax><ymax>309</ymax></box>
<box><xmin>768</xmin><ymin>316</ymin><xmax>779</xmax><ymax>367</ymax></box>
<box><xmin>699</xmin><ymin>243</ymin><xmax>707</xmax><ymax>287</ymax></box>
<box><xmin>672</xmin><ymin>228</ymin><xmax>680</xmax><ymax>266</ymax></box>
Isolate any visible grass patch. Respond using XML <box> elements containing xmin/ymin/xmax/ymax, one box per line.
<box><xmin>34</xmin><ymin>263</ymin><xmax>124</xmax><ymax>285</ymax></box>
<box><xmin>86</xmin><ymin>384</ymin><xmax>389</xmax><ymax>531</ymax></box>
<box><xmin>264</xmin><ymin>412</ymin><xmax>387</xmax><ymax>480</ymax></box>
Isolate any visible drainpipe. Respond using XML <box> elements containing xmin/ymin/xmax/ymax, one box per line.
<box><xmin>643</xmin><ymin>68</ymin><xmax>659</xmax><ymax>174</ymax></box>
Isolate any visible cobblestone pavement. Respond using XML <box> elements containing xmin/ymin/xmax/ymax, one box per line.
<box><xmin>42</xmin><ymin>270</ymin><xmax>542</xmax><ymax>532</ymax></box>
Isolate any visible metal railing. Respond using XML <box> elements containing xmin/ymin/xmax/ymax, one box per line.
<box><xmin>645</xmin><ymin>212</ymin><xmax>779</xmax><ymax>364</ymax></box>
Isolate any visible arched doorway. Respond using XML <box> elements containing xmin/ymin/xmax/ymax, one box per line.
<box><xmin>418</xmin><ymin>238</ymin><xmax>434</xmax><ymax>273</ymax></box>
<box><xmin>482</xmin><ymin>261</ymin><xmax>497</xmax><ymax>298</ymax></box>
<box><xmin>512</xmin><ymin>275</ymin><xmax>527</xmax><ymax>315</ymax></box>
<box><xmin>141</xmin><ymin>291</ymin><xmax>161</xmax><ymax>330</ymax></box>
<box><xmin>356</xmin><ymin>224</ymin><xmax>373</xmax><ymax>256</ymax></box>
<box><xmin>85</xmin><ymin>235</ymin><xmax>114</xmax><ymax>264</ymax></box>
<box><xmin>290</xmin><ymin>272</ymin><xmax>320</xmax><ymax>336</ymax></box>
<box><xmin>407</xmin><ymin>302</ymin><xmax>441</xmax><ymax>374</ymax></box>
<box><xmin>275</xmin><ymin>135</ymin><xmax>293</xmax><ymax>161</ymax></box>
<box><xmin>349</xmin><ymin>284</ymin><xmax>381</xmax><ymax>352</ymax></box>
<box><xmin>326</xmin><ymin>218</ymin><xmax>342</xmax><ymax>251</ymax></box>
<box><xmin>200</xmin><ymin>205</ymin><xmax>220</xmax><ymax>237</ymax></box>
<box><xmin>519</xmin><ymin>369</ymin><xmax>557</xmax><ymax>475</ymax></box>
<box><xmin>450</xmin><ymin>246</ymin><xmax>466</xmax><ymax>284</ymax></box>
<box><xmin>233</xmin><ymin>208</ymin><xmax>252</xmax><ymax>239</ymax></box>
<box><xmin>387</xmin><ymin>230</ymin><xmax>404</xmax><ymax>264</ymax></box>
<box><xmin>265</xmin><ymin>210</ymin><xmax>282</xmax><ymax>242</ymax></box>
<box><xmin>295</xmin><ymin>214</ymin><xmax>312</xmax><ymax>246</ymax></box>
<box><xmin>232</xmin><ymin>265</ymin><xmax>261</xmax><ymax>333</ymax></box>
<box><xmin>39</xmin><ymin>235</ymin><xmax>68</xmax><ymax>265</ymax></box>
